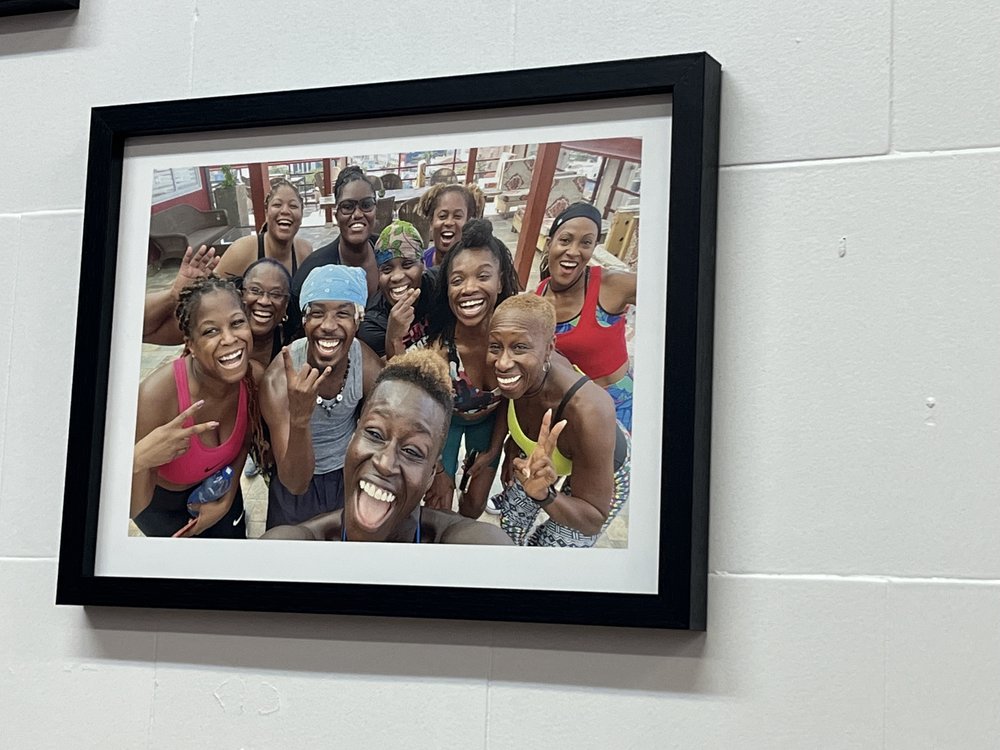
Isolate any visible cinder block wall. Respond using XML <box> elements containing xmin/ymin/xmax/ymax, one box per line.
<box><xmin>1</xmin><ymin>2</ymin><xmax>997</xmax><ymax>747</ymax></box>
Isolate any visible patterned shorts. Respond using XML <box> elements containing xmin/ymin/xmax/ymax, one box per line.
<box><xmin>604</xmin><ymin>369</ymin><xmax>633</xmax><ymax>434</ymax></box>
<box><xmin>495</xmin><ymin>426</ymin><xmax>631</xmax><ymax>547</ymax></box>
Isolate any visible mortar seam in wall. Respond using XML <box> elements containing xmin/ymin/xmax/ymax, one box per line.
<box><xmin>484</xmin><ymin>640</ymin><xmax>494</xmax><ymax>749</ymax></box>
<box><xmin>881</xmin><ymin>580</ymin><xmax>888</xmax><ymax>749</ymax></box>
<box><xmin>711</xmin><ymin>571</ymin><xmax>1000</xmax><ymax>585</ymax></box>
<box><xmin>721</xmin><ymin>144</ymin><xmax>1000</xmax><ymax>172</ymax></box>
<box><xmin>888</xmin><ymin>0</ymin><xmax>896</xmax><ymax>153</ymax></box>
<box><xmin>188</xmin><ymin>0</ymin><xmax>199</xmax><ymax>95</ymax></box>
<box><xmin>147</xmin><ymin>632</ymin><xmax>158</xmax><ymax>749</ymax></box>
<box><xmin>0</xmin><ymin>216</ymin><xmax>19</xmax><ymax>486</ymax></box>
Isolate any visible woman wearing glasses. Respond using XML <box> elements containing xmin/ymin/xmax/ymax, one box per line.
<box><xmin>291</xmin><ymin>166</ymin><xmax>379</xmax><ymax>311</ymax></box>
<box><xmin>242</xmin><ymin>258</ymin><xmax>292</xmax><ymax>367</ymax></box>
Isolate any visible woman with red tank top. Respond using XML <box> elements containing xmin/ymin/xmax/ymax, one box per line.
<box><xmin>131</xmin><ymin>276</ymin><xmax>261</xmax><ymax>538</ymax></box>
<box><xmin>535</xmin><ymin>202</ymin><xmax>636</xmax><ymax>432</ymax></box>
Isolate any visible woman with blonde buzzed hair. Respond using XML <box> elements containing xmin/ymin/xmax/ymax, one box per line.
<box><xmin>487</xmin><ymin>293</ymin><xmax>631</xmax><ymax>547</ymax></box>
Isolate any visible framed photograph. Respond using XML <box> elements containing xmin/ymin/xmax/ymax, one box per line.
<box><xmin>57</xmin><ymin>54</ymin><xmax>720</xmax><ymax>629</ymax></box>
<box><xmin>0</xmin><ymin>0</ymin><xmax>78</xmax><ymax>17</ymax></box>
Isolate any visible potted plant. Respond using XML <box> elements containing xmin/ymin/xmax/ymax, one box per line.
<box><xmin>212</xmin><ymin>165</ymin><xmax>249</xmax><ymax>227</ymax></box>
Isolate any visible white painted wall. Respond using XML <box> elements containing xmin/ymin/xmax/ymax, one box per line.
<box><xmin>1</xmin><ymin>1</ymin><xmax>998</xmax><ymax>747</ymax></box>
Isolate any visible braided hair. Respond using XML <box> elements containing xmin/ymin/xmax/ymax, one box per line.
<box><xmin>264</xmin><ymin>177</ymin><xmax>303</xmax><ymax>208</ymax></box>
<box><xmin>174</xmin><ymin>276</ymin><xmax>267</xmax><ymax>470</ymax></box>
<box><xmin>259</xmin><ymin>178</ymin><xmax>303</xmax><ymax>234</ymax></box>
<box><xmin>426</xmin><ymin>218</ymin><xmax>521</xmax><ymax>346</ymax></box>
<box><xmin>334</xmin><ymin>165</ymin><xmax>374</xmax><ymax>201</ymax></box>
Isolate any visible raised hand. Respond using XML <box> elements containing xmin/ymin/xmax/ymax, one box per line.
<box><xmin>386</xmin><ymin>287</ymin><xmax>420</xmax><ymax>357</ymax></box>
<box><xmin>283</xmin><ymin>346</ymin><xmax>331</xmax><ymax>427</ymax></box>
<box><xmin>511</xmin><ymin>409</ymin><xmax>567</xmax><ymax>501</ymax></box>
<box><xmin>170</xmin><ymin>244</ymin><xmax>219</xmax><ymax>294</ymax></box>
<box><xmin>133</xmin><ymin>400</ymin><xmax>219</xmax><ymax>473</ymax></box>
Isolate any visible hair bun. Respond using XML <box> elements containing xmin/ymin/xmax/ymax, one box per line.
<box><xmin>460</xmin><ymin>218</ymin><xmax>494</xmax><ymax>247</ymax></box>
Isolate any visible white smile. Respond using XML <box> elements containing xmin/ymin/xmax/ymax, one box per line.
<box><xmin>276</xmin><ymin>219</ymin><xmax>294</xmax><ymax>228</ymax></box>
<box><xmin>251</xmin><ymin>309</ymin><xmax>273</xmax><ymax>323</ymax></box>
<box><xmin>440</xmin><ymin>231</ymin><xmax>455</xmax><ymax>241</ymax></box>
<box><xmin>458</xmin><ymin>299</ymin><xmax>486</xmax><ymax>313</ymax></box>
<box><xmin>389</xmin><ymin>285</ymin><xmax>409</xmax><ymax>301</ymax></box>
<box><xmin>359</xmin><ymin>480</ymin><xmax>396</xmax><ymax>504</ymax></box>
<box><xmin>497</xmin><ymin>374</ymin><xmax>522</xmax><ymax>386</ymax></box>
<box><xmin>559</xmin><ymin>260</ymin><xmax>580</xmax><ymax>270</ymax></box>
<box><xmin>349</xmin><ymin>222</ymin><xmax>366</xmax><ymax>231</ymax></box>
<box><xmin>218</xmin><ymin>349</ymin><xmax>244</xmax><ymax>368</ymax></box>
<box><xmin>316</xmin><ymin>339</ymin><xmax>342</xmax><ymax>353</ymax></box>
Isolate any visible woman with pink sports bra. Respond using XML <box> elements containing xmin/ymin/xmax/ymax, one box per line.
<box><xmin>536</xmin><ymin>202</ymin><xmax>636</xmax><ymax>432</ymax></box>
<box><xmin>131</xmin><ymin>276</ymin><xmax>261</xmax><ymax>538</ymax></box>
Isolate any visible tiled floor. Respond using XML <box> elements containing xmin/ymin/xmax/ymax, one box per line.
<box><xmin>137</xmin><ymin>203</ymin><xmax>631</xmax><ymax>548</ymax></box>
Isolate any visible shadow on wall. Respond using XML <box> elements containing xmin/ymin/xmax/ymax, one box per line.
<box><xmin>0</xmin><ymin>6</ymin><xmax>81</xmax><ymax>57</ymax></box>
<box><xmin>85</xmin><ymin>607</ymin><xmax>711</xmax><ymax>694</ymax></box>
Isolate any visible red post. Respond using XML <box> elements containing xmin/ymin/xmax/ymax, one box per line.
<box><xmin>248</xmin><ymin>162</ymin><xmax>270</xmax><ymax>231</ymax></box>
<box><xmin>513</xmin><ymin>142</ymin><xmax>561</xmax><ymax>289</ymax></box>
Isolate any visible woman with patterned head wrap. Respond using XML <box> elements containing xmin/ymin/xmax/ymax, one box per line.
<box><xmin>357</xmin><ymin>220</ymin><xmax>439</xmax><ymax>359</ymax></box>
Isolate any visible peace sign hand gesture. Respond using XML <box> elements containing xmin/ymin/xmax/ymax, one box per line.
<box><xmin>283</xmin><ymin>346</ymin><xmax>331</xmax><ymax>428</ymax></box>
<box><xmin>133</xmin><ymin>400</ymin><xmax>219</xmax><ymax>474</ymax></box>
<box><xmin>511</xmin><ymin>408</ymin><xmax>567</xmax><ymax>501</ymax></box>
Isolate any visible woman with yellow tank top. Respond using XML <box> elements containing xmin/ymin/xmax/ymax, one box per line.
<box><xmin>486</xmin><ymin>294</ymin><xmax>630</xmax><ymax>547</ymax></box>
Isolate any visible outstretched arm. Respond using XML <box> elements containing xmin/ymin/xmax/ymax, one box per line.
<box><xmin>601</xmin><ymin>269</ymin><xmax>638</xmax><ymax>314</ymax></box>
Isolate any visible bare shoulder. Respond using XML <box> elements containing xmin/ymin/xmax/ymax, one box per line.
<box><xmin>249</xmin><ymin>359</ymin><xmax>266</xmax><ymax>385</ymax></box>
<box><xmin>562</xmin><ymin>379</ymin><xmax>616</xmax><ymax>443</ymax></box>
<box><xmin>599</xmin><ymin>268</ymin><xmax>637</xmax><ymax>311</ymax></box>
<box><xmin>423</xmin><ymin>508</ymin><xmax>514</xmax><ymax>546</ymax></box>
<box><xmin>215</xmin><ymin>238</ymin><xmax>256</xmax><ymax>278</ymax></box>
<box><xmin>358</xmin><ymin>338</ymin><xmax>384</xmax><ymax>392</ymax></box>
<box><xmin>295</xmin><ymin>236</ymin><xmax>314</xmax><ymax>259</ymax></box>
<box><xmin>136</xmin><ymin>359</ymin><xmax>180</xmax><ymax>433</ymax></box>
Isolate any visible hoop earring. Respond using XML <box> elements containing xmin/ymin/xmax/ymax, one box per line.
<box><xmin>543</xmin><ymin>359</ymin><xmax>551</xmax><ymax>374</ymax></box>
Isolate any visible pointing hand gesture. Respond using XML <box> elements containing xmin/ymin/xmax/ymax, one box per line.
<box><xmin>512</xmin><ymin>408</ymin><xmax>567</xmax><ymax>501</ymax></box>
<box><xmin>283</xmin><ymin>346</ymin><xmax>331</xmax><ymax>427</ymax></box>
<box><xmin>134</xmin><ymin>400</ymin><xmax>219</xmax><ymax>473</ymax></box>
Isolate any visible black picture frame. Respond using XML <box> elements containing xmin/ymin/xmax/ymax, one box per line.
<box><xmin>0</xmin><ymin>0</ymin><xmax>78</xmax><ymax>17</ymax></box>
<box><xmin>56</xmin><ymin>53</ymin><xmax>720</xmax><ymax>629</ymax></box>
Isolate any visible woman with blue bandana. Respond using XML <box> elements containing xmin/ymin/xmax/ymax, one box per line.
<box><xmin>358</xmin><ymin>220</ymin><xmax>439</xmax><ymax>359</ymax></box>
<box><xmin>259</xmin><ymin>265</ymin><xmax>384</xmax><ymax>528</ymax></box>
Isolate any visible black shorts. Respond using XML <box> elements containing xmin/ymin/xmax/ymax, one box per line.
<box><xmin>133</xmin><ymin>483</ymin><xmax>247</xmax><ymax>538</ymax></box>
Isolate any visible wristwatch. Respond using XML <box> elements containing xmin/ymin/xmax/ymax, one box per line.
<box><xmin>530</xmin><ymin>484</ymin><xmax>558</xmax><ymax>508</ymax></box>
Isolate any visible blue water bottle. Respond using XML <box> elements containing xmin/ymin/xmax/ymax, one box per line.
<box><xmin>187</xmin><ymin>466</ymin><xmax>234</xmax><ymax>516</ymax></box>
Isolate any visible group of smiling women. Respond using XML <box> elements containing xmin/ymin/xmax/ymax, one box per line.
<box><xmin>131</xmin><ymin>165</ymin><xmax>637</xmax><ymax>547</ymax></box>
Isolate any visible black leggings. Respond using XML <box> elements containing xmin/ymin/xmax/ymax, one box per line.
<box><xmin>133</xmin><ymin>484</ymin><xmax>247</xmax><ymax>538</ymax></box>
